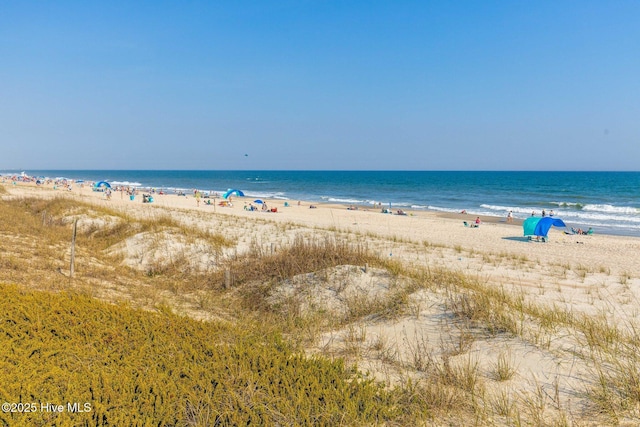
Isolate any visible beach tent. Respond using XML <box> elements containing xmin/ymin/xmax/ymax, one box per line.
<box><xmin>523</xmin><ymin>217</ymin><xmax>567</xmax><ymax>239</ymax></box>
<box><xmin>253</xmin><ymin>199</ymin><xmax>264</xmax><ymax>204</ymax></box>
<box><xmin>222</xmin><ymin>189</ymin><xmax>244</xmax><ymax>199</ymax></box>
<box><xmin>94</xmin><ymin>181</ymin><xmax>111</xmax><ymax>189</ymax></box>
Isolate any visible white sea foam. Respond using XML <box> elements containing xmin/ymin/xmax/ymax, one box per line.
<box><xmin>325</xmin><ymin>197</ymin><xmax>365</xmax><ymax>204</ymax></box>
<box><xmin>110</xmin><ymin>181</ymin><xmax>143</xmax><ymax>187</ymax></box>
<box><xmin>480</xmin><ymin>204</ymin><xmax>538</xmax><ymax>216</ymax></box>
<box><xmin>479</xmin><ymin>203</ymin><xmax>640</xmax><ymax>226</ymax></box>
<box><xmin>582</xmin><ymin>204</ymin><xmax>640</xmax><ymax>215</ymax></box>
<box><xmin>550</xmin><ymin>201</ymin><xmax>584</xmax><ymax>208</ymax></box>
<box><xmin>243</xmin><ymin>191</ymin><xmax>288</xmax><ymax>200</ymax></box>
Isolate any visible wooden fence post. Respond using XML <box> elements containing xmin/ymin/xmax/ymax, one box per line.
<box><xmin>224</xmin><ymin>269</ymin><xmax>231</xmax><ymax>289</ymax></box>
<box><xmin>70</xmin><ymin>219</ymin><xmax>78</xmax><ymax>278</ymax></box>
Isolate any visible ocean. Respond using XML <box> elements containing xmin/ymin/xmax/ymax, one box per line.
<box><xmin>4</xmin><ymin>170</ymin><xmax>640</xmax><ymax>237</ymax></box>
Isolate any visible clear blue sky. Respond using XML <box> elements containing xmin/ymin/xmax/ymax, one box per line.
<box><xmin>2</xmin><ymin>1</ymin><xmax>639</xmax><ymax>170</ymax></box>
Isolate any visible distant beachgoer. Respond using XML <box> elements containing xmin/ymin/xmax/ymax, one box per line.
<box><xmin>542</xmin><ymin>209</ymin><xmax>546</xmax><ymax>217</ymax></box>
<box><xmin>531</xmin><ymin>211</ymin><xmax>535</xmax><ymax>217</ymax></box>
<box><xmin>460</xmin><ymin>210</ymin><xmax>467</xmax><ymax>214</ymax></box>
<box><xmin>507</xmin><ymin>211</ymin><xmax>513</xmax><ymax>223</ymax></box>
<box><xmin>549</xmin><ymin>210</ymin><xmax>554</xmax><ymax>216</ymax></box>
<box><xmin>475</xmin><ymin>217</ymin><xmax>481</xmax><ymax>226</ymax></box>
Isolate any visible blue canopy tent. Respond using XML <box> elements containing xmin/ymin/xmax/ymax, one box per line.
<box><xmin>523</xmin><ymin>217</ymin><xmax>567</xmax><ymax>241</ymax></box>
<box><xmin>222</xmin><ymin>189</ymin><xmax>244</xmax><ymax>199</ymax></box>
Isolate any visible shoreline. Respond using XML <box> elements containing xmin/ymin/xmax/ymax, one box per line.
<box><xmin>0</xmin><ymin>177</ymin><xmax>615</xmax><ymax>239</ymax></box>
<box><xmin>4</xmin><ymin>179</ymin><xmax>640</xmax><ymax>277</ymax></box>
<box><xmin>3</xmin><ymin>171</ymin><xmax>639</xmax><ymax>238</ymax></box>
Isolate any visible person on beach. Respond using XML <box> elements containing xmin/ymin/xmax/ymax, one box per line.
<box><xmin>507</xmin><ymin>211</ymin><xmax>513</xmax><ymax>223</ymax></box>
<box><xmin>542</xmin><ymin>209</ymin><xmax>546</xmax><ymax>217</ymax></box>
<box><xmin>475</xmin><ymin>217</ymin><xmax>481</xmax><ymax>226</ymax></box>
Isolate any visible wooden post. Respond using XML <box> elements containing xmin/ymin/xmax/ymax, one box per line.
<box><xmin>70</xmin><ymin>219</ymin><xmax>78</xmax><ymax>278</ymax></box>
<box><xmin>224</xmin><ymin>269</ymin><xmax>231</xmax><ymax>289</ymax></box>
<box><xmin>270</xmin><ymin>243</ymin><xmax>275</xmax><ymax>255</ymax></box>
<box><xmin>42</xmin><ymin>210</ymin><xmax>46</xmax><ymax>226</ymax></box>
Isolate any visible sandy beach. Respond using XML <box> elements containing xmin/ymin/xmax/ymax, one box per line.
<box><xmin>12</xmin><ymin>180</ymin><xmax>639</xmax><ymax>276</ymax></box>
<box><xmin>7</xmin><ymin>179</ymin><xmax>640</xmax><ymax>327</ymax></box>
<box><xmin>5</xmin><ymin>179</ymin><xmax>640</xmax><ymax>424</ymax></box>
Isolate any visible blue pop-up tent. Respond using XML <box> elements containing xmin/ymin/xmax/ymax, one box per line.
<box><xmin>93</xmin><ymin>181</ymin><xmax>111</xmax><ymax>190</ymax></box>
<box><xmin>222</xmin><ymin>189</ymin><xmax>244</xmax><ymax>199</ymax></box>
<box><xmin>523</xmin><ymin>217</ymin><xmax>566</xmax><ymax>240</ymax></box>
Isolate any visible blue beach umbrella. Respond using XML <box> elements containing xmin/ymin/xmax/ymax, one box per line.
<box><xmin>254</xmin><ymin>199</ymin><xmax>264</xmax><ymax>204</ymax></box>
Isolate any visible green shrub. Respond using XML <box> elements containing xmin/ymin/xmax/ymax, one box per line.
<box><xmin>0</xmin><ymin>285</ymin><xmax>399</xmax><ymax>426</ymax></box>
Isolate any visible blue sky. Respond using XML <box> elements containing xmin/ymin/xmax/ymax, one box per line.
<box><xmin>1</xmin><ymin>1</ymin><xmax>639</xmax><ymax>170</ymax></box>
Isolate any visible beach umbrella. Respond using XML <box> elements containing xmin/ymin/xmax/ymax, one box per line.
<box><xmin>254</xmin><ymin>199</ymin><xmax>264</xmax><ymax>204</ymax></box>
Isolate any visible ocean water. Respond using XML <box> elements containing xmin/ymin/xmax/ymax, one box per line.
<box><xmin>4</xmin><ymin>170</ymin><xmax>640</xmax><ymax>237</ymax></box>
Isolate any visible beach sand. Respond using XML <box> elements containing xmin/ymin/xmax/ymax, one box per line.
<box><xmin>5</xmin><ymin>180</ymin><xmax>640</xmax><ymax>424</ymax></box>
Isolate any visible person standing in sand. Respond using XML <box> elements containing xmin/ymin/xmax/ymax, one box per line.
<box><xmin>507</xmin><ymin>211</ymin><xmax>513</xmax><ymax>223</ymax></box>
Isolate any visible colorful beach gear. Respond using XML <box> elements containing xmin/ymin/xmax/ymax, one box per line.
<box><xmin>222</xmin><ymin>189</ymin><xmax>244</xmax><ymax>199</ymax></box>
<box><xmin>523</xmin><ymin>217</ymin><xmax>567</xmax><ymax>240</ymax></box>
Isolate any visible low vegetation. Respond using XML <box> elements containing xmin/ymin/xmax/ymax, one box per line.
<box><xmin>0</xmin><ymin>285</ymin><xmax>400</xmax><ymax>426</ymax></box>
<box><xmin>1</xmin><ymin>188</ymin><xmax>639</xmax><ymax>425</ymax></box>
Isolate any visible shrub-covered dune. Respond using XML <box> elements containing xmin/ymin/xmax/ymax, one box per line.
<box><xmin>0</xmin><ymin>285</ymin><xmax>398</xmax><ymax>426</ymax></box>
